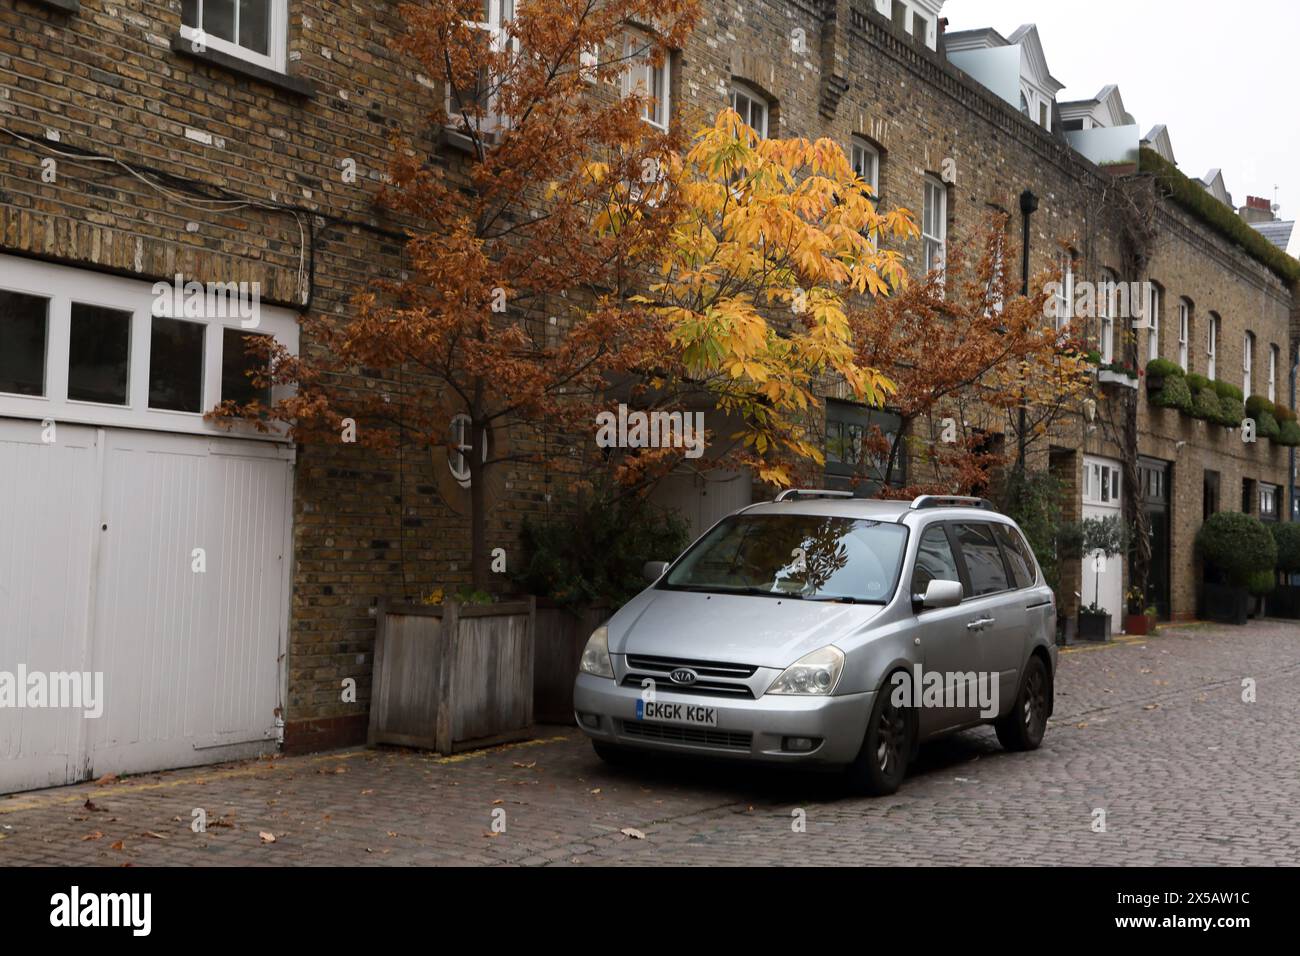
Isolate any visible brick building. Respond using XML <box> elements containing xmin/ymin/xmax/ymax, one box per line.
<box><xmin>0</xmin><ymin>0</ymin><xmax>1296</xmax><ymax>792</ymax></box>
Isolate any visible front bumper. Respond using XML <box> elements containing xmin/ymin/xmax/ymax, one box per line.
<box><xmin>573</xmin><ymin>672</ymin><xmax>872</xmax><ymax>766</ymax></box>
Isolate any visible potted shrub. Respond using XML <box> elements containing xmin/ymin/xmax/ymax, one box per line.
<box><xmin>1078</xmin><ymin>603</ymin><xmax>1112</xmax><ymax>641</ymax></box>
<box><xmin>1076</xmin><ymin>515</ymin><xmax>1129</xmax><ymax>641</ymax></box>
<box><xmin>1149</xmin><ymin>370</ymin><xmax>1193</xmax><ymax>414</ymax></box>
<box><xmin>1123</xmin><ymin>585</ymin><xmax>1156</xmax><ymax>635</ymax></box>
<box><xmin>1196</xmin><ymin>511</ymin><xmax>1277</xmax><ymax>625</ymax></box>
<box><xmin>1187</xmin><ymin>373</ymin><xmax>1221</xmax><ymax>421</ymax></box>
<box><xmin>1247</xmin><ymin>569</ymin><xmax>1275</xmax><ymax>619</ymax></box>
<box><xmin>1276</xmin><ymin>406</ymin><xmax>1300</xmax><ymax>446</ymax></box>
<box><xmin>515</xmin><ymin>482</ymin><xmax>689</xmax><ymax>724</ymax></box>
<box><xmin>1269</xmin><ymin>523</ymin><xmax>1300</xmax><ymax>618</ymax></box>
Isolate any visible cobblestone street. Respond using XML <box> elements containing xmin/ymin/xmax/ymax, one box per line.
<box><xmin>3</xmin><ymin>621</ymin><xmax>1298</xmax><ymax>867</ymax></box>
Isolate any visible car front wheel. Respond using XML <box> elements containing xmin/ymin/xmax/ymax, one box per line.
<box><xmin>845</xmin><ymin>681</ymin><xmax>914</xmax><ymax>796</ymax></box>
<box><xmin>995</xmin><ymin>655</ymin><xmax>1050</xmax><ymax>751</ymax></box>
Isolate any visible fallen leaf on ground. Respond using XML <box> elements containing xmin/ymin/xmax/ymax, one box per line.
<box><xmin>141</xmin><ymin>831</ymin><xmax>166</xmax><ymax>840</ymax></box>
<box><xmin>1143</xmin><ymin>703</ymin><xmax>1160</xmax><ymax>711</ymax></box>
<box><xmin>258</xmin><ymin>831</ymin><xmax>276</xmax><ymax>844</ymax></box>
<box><xmin>109</xmin><ymin>840</ymin><xmax>125</xmax><ymax>851</ymax></box>
<box><xmin>492</xmin><ymin>799</ymin><xmax>504</xmax><ymax>805</ymax></box>
<box><xmin>360</xmin><ymin>789</ymin><xmax>375</xmax><ymax>795</ymax></box>
<box><xmin>95</xmin><ymin>773</ymin><xmax>119</xmax><ymax>786</ymax></box>
<box><xmin>589</xmin><ymin>788</ymin><xmax>601</xmax><ymax>795</ymax></box>
<box><xmin>513</xmin><ymin>761</ymin><xmax>536</xmax><ymax>769</ymax></box>
<box><xmin>82</xmin><ymin>831</ymin><xmax>104</xmax><ymax>842</ymax></box>
<box><xmin>620</xmin><ymin>827</ymin><xmax>646</xmax><ymax>840</ymax></box>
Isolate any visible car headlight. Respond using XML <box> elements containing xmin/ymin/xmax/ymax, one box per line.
<box><xmin>767</xmin><ymin>645</ymin><xmax>845</xmax><ymax>696</ymax></box>
<box><xmin>579</xmin><ymin>625</ymin><xmax>614</xmax><ymax>679</ymax></box>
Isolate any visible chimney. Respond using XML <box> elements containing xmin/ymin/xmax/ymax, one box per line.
<box><xmin>1240</xmin><ymin>195</ymin><xmax>1277</xmax><ymax>224</ymax></box>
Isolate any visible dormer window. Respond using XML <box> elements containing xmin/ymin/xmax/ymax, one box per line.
<box><xmin>181</xmin><ymin>0</ymin><xmax>288</xmax><ymax>73</ymax></box>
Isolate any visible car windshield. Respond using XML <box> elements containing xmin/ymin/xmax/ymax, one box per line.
<box><xmin>662</xmin><ymin>513</ymin><xmax>908</xmax><ymax>603</ymax></box>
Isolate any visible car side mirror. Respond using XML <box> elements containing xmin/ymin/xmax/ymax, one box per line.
<box><xmin>643</xmin><ymin>560</ymin><xmax>670</xmax><ymax>583</ymax></box>
<box><xmin>916</xmin><ymin>579</ymin><xmax>963</xmax><ymax>610</ymax></box>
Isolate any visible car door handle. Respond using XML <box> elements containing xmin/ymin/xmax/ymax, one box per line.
<box><xmin>967</xmin><ymin>617</ymin><xmax>995</xmax><ymax>631</ymax></box>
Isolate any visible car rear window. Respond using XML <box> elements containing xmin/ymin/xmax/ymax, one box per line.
<box><xmin>993</xmin><ymin>523</ymin><xmax>1036</xmax><ymax>589</ymax></box>
<box><xmin>952</xmin><ymin>523</ymin><xmax>1010</xmax><ymax>596</ymax></box>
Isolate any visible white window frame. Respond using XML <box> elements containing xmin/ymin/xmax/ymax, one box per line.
<box><xmin>180</xmin><ymin>0</ymin><xmax>289</xmax><ymax>73</ymax></box>
<box><xmin>850</xmin><ymin>137</ymin><xmax>880</xmax><ymax>197</ymax></box>
<box><xmin>1207</xmin><ymin>313</ymin><xmax>1218</xmax><ymax>379</ymax></box>
<box><xmin>622</xmin><ymin>29</ymin><xmax>671</xmax><ymax>130</ymax></box>
<box><xmin>730</xmin><ymin>82</ymin><xmax>769</xmax><ymax>138</ymax></box>
<box><xmin>1098</xmin><ymin>269</ymin><xmax>1115</xmax><ymax>360</ymax></box>
<box><xmin>1082</xmin><ymin>458</ymin><xmax>1122</xmax><ymax>507</ymax></box>
<box><xmin>922</xmin><ymin>175</ymin><xmax>947</xmax><ymax>284</ymax></box>
<box><xmin>1054</xmin><ymin>255</ymin><xmax>1074</xmax><ymax>331</ymax></box>
<box><xmin>0</xmin><ymin>254</ymin><xmax>298</xmax><ymax>442</ymax></box>
<box><xmin>1269</xmin><ymin>344</ymin><xmax>1278</xmax><ymax>403</ymax></box>
<box><xmin>1261</xmin><ymin>484</ymin><xmax>1278</xmax><ymax>518</ymax></box>
<box><xmin>444</xmin><ymin>0</ymin><xmax>517</xmax><ymax>136</ymax></box>
<box><xmin>1177</xmin><ymin>300</ymin><xmax>1190</xmax><ymax>371</ymax></box>
<box><xmin>1146</xmin><ymin>284</ymin><xmax>1161</xmax><ymax>362</ymax></box>
<box><xmin>1244</xmin><ymin>331</ymin><xmax>1255</xmax><ymax>397</ymax></box>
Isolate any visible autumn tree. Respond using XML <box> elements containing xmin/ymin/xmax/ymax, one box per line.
<box><xmin>616</xmin><ymin>108</ymin><xmax>920</xmax><ymax>488</ymax></box>
<box><xmin>213</xmin><ymin>0</ymin><xmax>700</xmax><ymax>590</ymax></box>
<box><xmin>846</xmin><ymin>214</ymin><xmax>1095</xmax><ymax>496</ymax></box>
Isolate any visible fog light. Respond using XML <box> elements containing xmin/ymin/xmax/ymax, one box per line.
<box><xmin>579</xmin><ymin>713</ymin><xmax>601</xmax><ymax>729</ymax></box>
<box><xmin>783</xmin><ymin>736</ymin><xmax>818</xmax><ymax>752</ymax></box>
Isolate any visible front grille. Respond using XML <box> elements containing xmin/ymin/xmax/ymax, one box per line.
<box><xmin>623</xmin><ymin>653</ymin><xmax>758</xmax><ymax>699</ymax></box>
<box><xmin>620</xmin><ymin>720</ymin><xmax>752</xmax><ymax>751</ymax></box>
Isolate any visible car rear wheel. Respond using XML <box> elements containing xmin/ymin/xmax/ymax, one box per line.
<box><xmin>995</xmin><ymin>655</ymin><xmax>1050</xmax><ymax>752</ymax></box>
<box><xmin>845</xmin><ymin>681</ymin><xmax>913</xmax><ymax>796</ymax></box>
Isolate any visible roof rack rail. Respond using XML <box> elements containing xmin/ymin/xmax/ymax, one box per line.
<box><xmin>909</xmin><ymin>495</ymin><xmax>997</xmax><ymax>512</ymax></box>
<box><xmin>774</xmin><ymin>489</ymin><xmax>856</xmax><ymax>503</ymax></box>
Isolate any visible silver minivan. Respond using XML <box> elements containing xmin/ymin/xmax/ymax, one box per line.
<box><xmin>573</xmin><ymin>491</ymin><xmax>1057</xmax><ymax>795</ymax></box>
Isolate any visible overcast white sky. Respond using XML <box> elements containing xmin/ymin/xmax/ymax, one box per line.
<box><xmin>945</xmin><ymin>0</ymin><xmax>1298</xmax><ymax>221</ymax></box>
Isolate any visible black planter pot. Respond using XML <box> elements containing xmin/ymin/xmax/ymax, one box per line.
<box><xmin>1077</xmin><ymin>613</ymin><xmax>1112</xmax><ymax>642</ymax></box>
<box><xmin>1271</xmin><ymin>584</ymin><xmax>1300</xmax><ymax>619</ymax></box>
<box><xmin>1201</xmin><ymin>581</ymin><xmax>1249</xmax><ymax>625</ymax></box>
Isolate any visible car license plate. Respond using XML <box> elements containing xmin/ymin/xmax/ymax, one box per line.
<box><xmin>636</xmin><ymin>699</ymin><xmax>718</xmax><ymax>727</ymax></box>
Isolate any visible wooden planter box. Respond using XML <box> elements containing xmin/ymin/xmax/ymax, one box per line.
<box><xmin>1078</xmin><ymin>613</ymin><xmax>1112</xmax><ymax>642</ymax></box>
<box><xmin>368</xmin><ymin>598</ymin><xmax>536</xmax><ymax>754</ymax></box>
<box><xmin>1269</xmin><ymin>584</ymin><xmax>1300</xmax><ymax>618</ymax></box>
<box><xmin>534</xmin><ymin>603</ymin><xmax>609</xmax><ymax>725</ymax></box>
<box><xmin>1200</xmin><ymin>582</ymin><xmax>1248</xmax><ymax>626</ymax></box>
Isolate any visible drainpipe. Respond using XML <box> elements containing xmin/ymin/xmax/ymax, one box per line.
<box><xmin>1017</xmin><ymin>189</ymin><xmax>1039</xmax><ymax>469</ymax></box>
<box><xmin>1291</xmin><ymin>345</ymin><xmax>1298</xmax><ymax>525</ymax></box>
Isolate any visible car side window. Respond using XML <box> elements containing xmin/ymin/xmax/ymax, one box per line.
<box><xmin>952</xmin><ymin>523</ymin><xmax>1010</xmax><ymax>596</ymax></box>
<box><xmin>993</xmin><ymin>523</ymin><xmax>1035</xmax><ymax>589</ymax></box>
<box><xmin>911</xmin><ymin>525</ymin><xmax>960</xmax><ymax>596</ymax></box>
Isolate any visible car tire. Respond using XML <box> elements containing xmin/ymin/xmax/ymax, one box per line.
<box><xmin>845</xmin><ymin>680</ymin><xmax>914</xmax><ymax>796</ymax></box>
<box><xmin>995</xmin><ymin>654</ymin><xmax>1051</xmax><ymax>752</ymax></box>
<box><xmin>592</xmin><ymin>740</ymin><xmax>633</xmax><ymax>765</ymax></box>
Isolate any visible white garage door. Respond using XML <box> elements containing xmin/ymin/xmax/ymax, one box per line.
<box><xmin>0</xmin><ymin>255</ymin><xmax>298</xmax><ymax>794</ymax></box>
<box><xmin>0</xmin><ymin>421</ymin><xmax>293</xmax><ymax>792</ymax></box>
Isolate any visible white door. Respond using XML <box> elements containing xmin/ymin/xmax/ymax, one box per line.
<box><xmin>0</xmin><ymin>423</ymin><xmax>293</xmax><ymax>792</ymax></box>
<box><xmin>1081</xmin><ymin>455</ymin><xmax>1124</xmax><ymax>629</ymax></box>
<box><xmin>650</xmin><ymin>469</ymin><xmax>752</xmax><ymax>542</ymax></box>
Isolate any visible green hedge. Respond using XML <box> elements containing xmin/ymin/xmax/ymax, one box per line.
<box><xmin>1216</xmin><ymin>395</ymin><xmax>1247</xmax><ymax>428</ymax></box>
<box><xmin>1257</xmin><ymin>409</ymin><xmax>1281</xmax><ymax>440</ymax></box>
<box><xmin>1277</xmin><ymin>405</ymin><xmax>1298</xmax><ymax>425</ymax></box>
<box><xmin>1192</xmin><ymin>385</ymin><xmax>1221</xmax><ymax>420</ymax></box>
<box><xmin>1151</xmin><ymin>373</ymin><xmax>1193</xmax><ymax>413</ymax></box>
<box><xmin>1187</xmin><ymin>372</ymin><xmax>1212</xmax><ymax>393</ymax></box>
<box><xmin>1279</xmin><ymin>420</ymin><xmax>1300</xmax><ymax>446</ymax></box>
<box><xmin>1146</xmin><ymin>358</ymin><xmax>1184</xmax><ymax>378</ymax></box>
<box><xmin>1272</xmin><ymin>523</ymin><xmax>1300</xmax><ymax>575</ymax></box>
<box><xmin>1140</xmin><ymin>147</ymin><xmax>1300</xmax><ymax>286</ymax></box>
<box><xmin>1213</xmin><ymin>379</ymin><xmax>1244</xmax><ymax>402</ymax></box>
<box><xmin>1196</xmin><ymin>511</ymin><xmax>1277</xmax><ymax>587</ymax></box>
<box><xmin>1246</xmin><ymin>394</ymin><xmax>1275</xmax><ymax>418</ymax></box>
